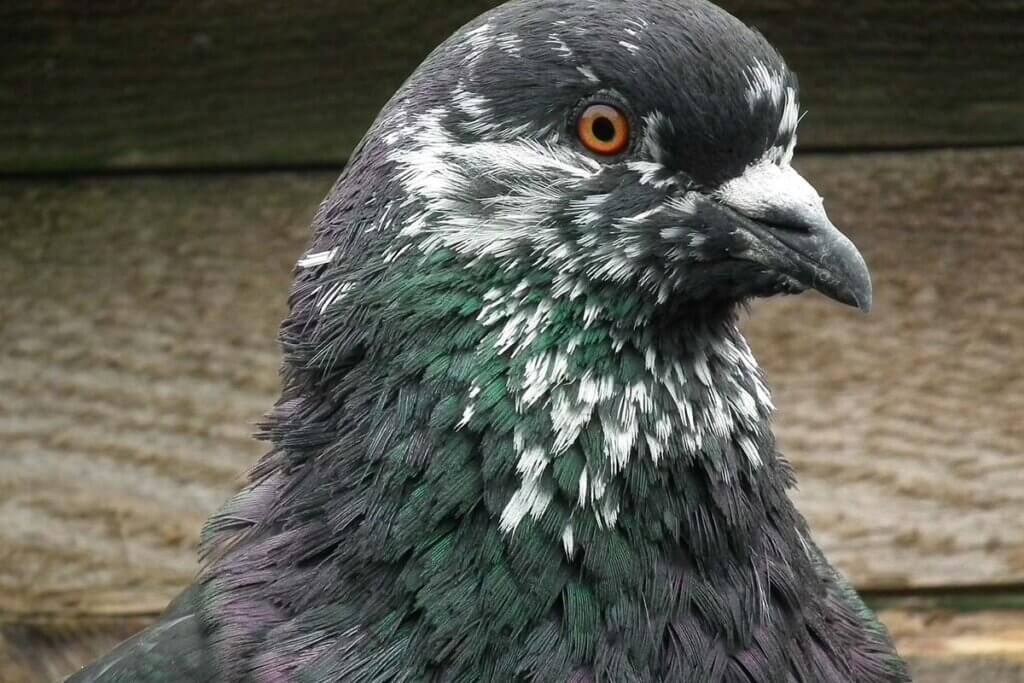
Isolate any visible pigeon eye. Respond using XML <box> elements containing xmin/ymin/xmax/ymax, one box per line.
<box><xmin>576</xmin><ymin>103</ymin><xmax>630</xmax><ymax>156</ymax></box>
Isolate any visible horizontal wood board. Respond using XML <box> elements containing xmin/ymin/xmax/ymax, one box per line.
<box><xmin>2</xmin><ymin>1</ymin><xmax>1022</xmax><ymax>173</ymax></box>
<box><xmin>0</xmin><ymin>148</ymin><xmax>1021</xmax><ymax>619</ymax></box>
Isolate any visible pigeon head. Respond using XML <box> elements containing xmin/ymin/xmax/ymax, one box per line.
<box><xmin>318</xmin><ymin>0</ymin><xmax>871</xmax><ymax>315</ymax></box>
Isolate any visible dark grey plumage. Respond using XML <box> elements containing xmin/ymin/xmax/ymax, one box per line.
<box><xmin>70</xmin><ymin>1</ymin><xmax>909</xmax><ymax>681</ymax></box>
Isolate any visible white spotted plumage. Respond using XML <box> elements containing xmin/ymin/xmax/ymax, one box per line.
<box><xmin>482</xmin><ymin>285</ymin><xmax>773</xmax><ymax>537</ymax></box>
<box><xmin>367</xmin><ymin>11</ymin><xmax>799</xmax><ymax>542</ymax></box>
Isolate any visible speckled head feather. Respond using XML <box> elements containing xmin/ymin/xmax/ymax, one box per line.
<box><xmin>69</xmin><ymin>1</ymin><xmax>907</xmax><ymax>682</ymax></box>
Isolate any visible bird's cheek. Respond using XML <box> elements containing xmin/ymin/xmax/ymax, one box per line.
<box><xmin>658</xmin><ymin>195</ymin><xmax>740</xmax><ymax>264</ymax></box>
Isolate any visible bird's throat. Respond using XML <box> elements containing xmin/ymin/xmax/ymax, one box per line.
<box><xmin>200</xmin><ymin>255</ymin><xmax>816</xmax><ymax>679</ymax></box>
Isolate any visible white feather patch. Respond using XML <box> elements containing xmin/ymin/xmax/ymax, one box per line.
<box><xmin>297</xmin><ymin>249</ymin><xmax>338</xmax><ymax>268</ymax></box>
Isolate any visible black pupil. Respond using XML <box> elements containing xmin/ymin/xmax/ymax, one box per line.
<box><xmin>591</xmin><ymin>116</ymin><xmax>616</xmax><ymax>143</ymax></box>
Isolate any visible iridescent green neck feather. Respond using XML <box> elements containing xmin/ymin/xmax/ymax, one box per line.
<box><xmin>197</xmin><ymin>241</ymin><xmax>887</xmax><ymax>681</ymax></box>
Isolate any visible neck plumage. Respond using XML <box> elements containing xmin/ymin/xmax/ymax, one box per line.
<box><xmin>474</xmin><ymin>280</ymin><xmax>788</xmax><ymax>556</ymax></box>
<box><xmin>198</xmin><ymin>255</ymin><xmax>830</xmax><ymax>680</ymax></box>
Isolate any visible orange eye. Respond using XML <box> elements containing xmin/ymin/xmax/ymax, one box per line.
<box><xmin>576</xmin><ymin>103</ymin><xmax>630</xmax><ymax>156</ymax></box>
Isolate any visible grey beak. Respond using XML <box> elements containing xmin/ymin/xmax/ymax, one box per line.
<box><xmin>750</xmin><ymin>214</ymin><xmax>873</xmax><ymax>312</ymax></box>
<box><xmin>715</xmin><ymin>162</ymin><xmax>873</xmax><ymax>312</ymax></box>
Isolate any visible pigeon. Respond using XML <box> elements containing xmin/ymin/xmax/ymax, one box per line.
<box><xmin>69</xmin><ymin>0</ymin><xmax>911</xmax><ymax>681</ymax></box>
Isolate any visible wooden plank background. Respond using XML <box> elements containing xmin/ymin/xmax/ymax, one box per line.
<box><xmin>2</xmin><ymin>0</ymin><xmax>1023</xmax><ymax>173</ymax></box>
<box><xmin>1</xmin><ymin>1</ymin><xmax>1022</xmax><ymax>681</ymax></box>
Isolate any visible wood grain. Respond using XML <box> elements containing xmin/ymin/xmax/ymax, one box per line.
<box><xmin>0</xmin><ymin>174</ymin><xmax>325</xmax><ymax>617</ymax></box>
<box><xmin>0</xmin><ymin>148</ymin><xmax>1021</xmax><ymax>618</ymax></box>
<box><xmin>1</xmin><ymin>619</ymin><xmax>149</xmax><ymax>683</ymax></box>
<box><xmin>2</xmin><ymin>1</ymin><xmax>1022</xmax><ymax>173</ymax></box>
<box><xmin>4</xmin><ymin>606</ymin><xmax>1024</xmax><ymax>683</ymax></box>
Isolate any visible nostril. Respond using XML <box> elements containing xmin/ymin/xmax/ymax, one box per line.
<box><xmin>722</xmin><ymin>200</ymin><xmax>816</xmax><ymax>234</ymax></box>
<box><xmin>755</xmin><ymin>213</ymin><xmax>815</xmax><ymax>234</ymax></box>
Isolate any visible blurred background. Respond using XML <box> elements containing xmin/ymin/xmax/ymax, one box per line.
<box><xmin>1</xmin><ymin>2</ymin><xmax>1022</xmax><ymax>681</ymax></box>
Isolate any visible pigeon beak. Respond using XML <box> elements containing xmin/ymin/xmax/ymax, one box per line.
<box><xmin>715</xmin><ymin>161</ymin><xmax>873</xmax><ymax>312</ymax></box>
